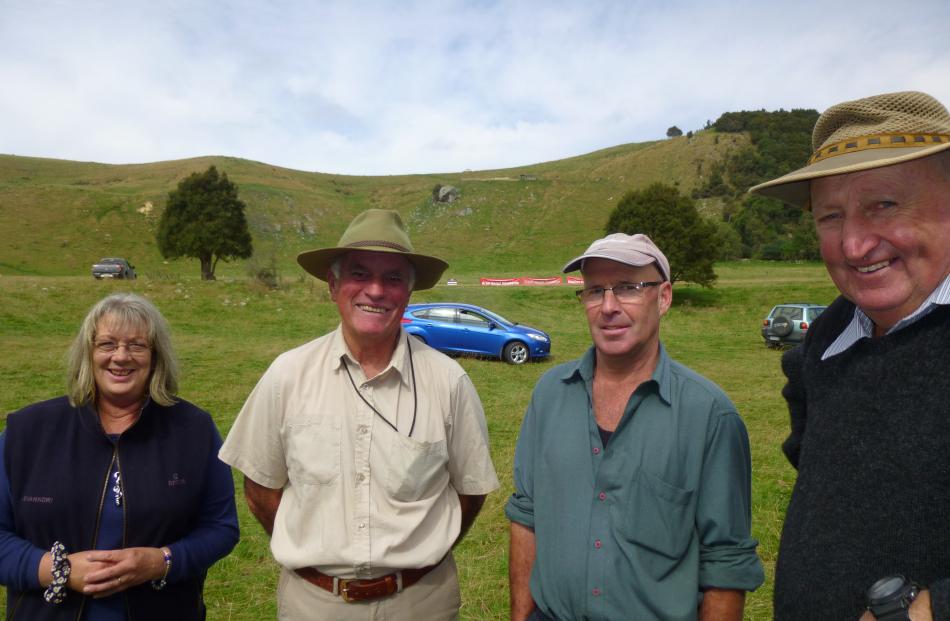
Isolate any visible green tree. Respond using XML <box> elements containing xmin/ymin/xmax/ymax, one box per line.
<box><xmin>157</xmin><ymin>166</ymin><xmax>253</xmax><ymax>280</ymax></box>
<box><xmin>786</xmin><ymin>211</ymin><xmax>821</xmax><ymax>260</ymax></box>
<box><xmin>666</xmin><ymin>125</ymin><xmax>683</xmax><ymax>138</ymax></box>
<box><xmin>712</xmin><ymin>220</ymin><xmax>743</xmax><ymax>261</ymax></box>
<box><xmin>605</xmin><ymin>182</ymin><xmax>718</xmax><ymax>287</ymax></box>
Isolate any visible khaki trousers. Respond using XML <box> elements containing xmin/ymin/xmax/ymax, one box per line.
<box><xmin>276</xmin><ymin>554</ymin><xmax>461</xmax><ymax>621</ymax></box>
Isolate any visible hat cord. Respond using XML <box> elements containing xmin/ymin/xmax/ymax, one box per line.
<box><xmin>342</xmin><ymin>337</ymin><xmax>417</xmax><ymax>437</ymax></box>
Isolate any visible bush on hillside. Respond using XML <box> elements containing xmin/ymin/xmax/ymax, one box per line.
<box><xmin>693</xmin><ymin>108</ymin><xmax>820</xmax><ymax>260</ymax></box>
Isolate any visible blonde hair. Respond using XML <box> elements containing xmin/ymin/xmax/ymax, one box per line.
<box><xmin>66</xmin><ymin>293</ymin><xmax>179</xmax><ymax>407</ymax></box>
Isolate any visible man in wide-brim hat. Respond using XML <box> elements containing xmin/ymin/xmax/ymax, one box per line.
<box><xmin>750</xmin><ymin>91</ymin><xmax>950</xmax><ymax>621</ymax></box>
<box><xmin>221</xmin><ymin>209</ymin><xmax>499</xmax><ymax>620</ymax></box>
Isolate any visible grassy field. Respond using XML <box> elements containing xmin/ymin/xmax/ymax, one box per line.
<box><xmin>0</xmin><ymin>260</ymin><xmax>838</xmax><ymax>619</ymax></box>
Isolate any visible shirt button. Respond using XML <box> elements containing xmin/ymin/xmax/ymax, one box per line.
<box><xmin>598</xmin><ymin>492</ymin><xmax>606</xmax><ymax>501</ymax></box>
<box><xmin>594</xmin><ymin>539</ymin><xmax>602</xmax><ymax>549</ymax></box>
<box><xmin>592</xmin><ymin>447</ymin><xmax>600</xmax><ymax>455</ymax></box>
<box><xmin>358</xmin><ymin>425</ymin><xmax>368</xmax><ymax>434</ymax></box>
<box><xmin>356</xmin><ymin>473</ymin><xmax>365</xmax><ymax>482</ymax></box>
<box><xmin>358</xmin><ymin>522</ymin><xmax>366</xmax><ymax>529</ymax></box>
<box><xmin>592</xmin><ymin>588</ymin><xmax>601</xmax><ymax>596</ymax></box>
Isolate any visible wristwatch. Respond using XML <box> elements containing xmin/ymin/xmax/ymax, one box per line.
<box><xmin>865</xmin><ymin>575</ymin><xmax>919</xmax><ymax>621</ymax></box>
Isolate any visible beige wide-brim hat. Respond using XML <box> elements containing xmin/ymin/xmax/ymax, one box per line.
<box><xmin>297</xmin><ymin>209</ymin><xmax>448</xmax><ymax>290</ymax></box>
<box><xmin>750</xmin><ymin>91</ymin><xmax>950</xmax><ymax>207</ymax></box>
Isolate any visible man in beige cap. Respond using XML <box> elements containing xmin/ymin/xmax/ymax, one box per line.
<box><xmin>220</xmin><ymin>209</ymin><xmax>499</xmax><ymax>620</ymax></box>
<box><xmin>506</xmin><ymin>233</ymin><xmax>763</xmax><ymax>621</ymax></box>
<box><xmin>750</xmin><ymin>91</ymin><xmax>950</xmax><ymax>621</ymax></box>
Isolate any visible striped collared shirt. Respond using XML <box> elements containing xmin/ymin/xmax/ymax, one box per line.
<box><xmin>822</xmin><ymin>273</ymin><xmax>950</xmax><ymax>360</ymax></box>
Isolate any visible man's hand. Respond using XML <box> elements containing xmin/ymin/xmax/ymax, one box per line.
<box><xmin>859</xmin><ymin>588</ymin><xmax>932</xmax><ymax>621</ymax></box>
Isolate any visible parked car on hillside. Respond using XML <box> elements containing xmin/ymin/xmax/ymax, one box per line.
<box><xmin>92</xmin><ymin>257</ymin><xmax>136</xmax><ymax>280</ymax></box>
<box><xmin>402</xmin><ymin>303</ymin><xmax>551</xmax><ymax>364</ymax></box>
<box><xmin>761</xmin><ymin>303</ymin><xmax>826</xmax><ymax>347</ymax></box>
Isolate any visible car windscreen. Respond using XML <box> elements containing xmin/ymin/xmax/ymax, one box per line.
<box><xmin>478</xmin><ymin>308</ymin><xmax>515</xmax><ymax>327</ymax></box>
<box><xmin>458</xmin><ymin>309</ymin><xmax>492</xmax><ymax>327</ymax></box>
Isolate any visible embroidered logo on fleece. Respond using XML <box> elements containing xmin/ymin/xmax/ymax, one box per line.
<box><xmin>22</xmin><ymin>495</ymin><xmax>54</xmax><ymax>503</ymax></box>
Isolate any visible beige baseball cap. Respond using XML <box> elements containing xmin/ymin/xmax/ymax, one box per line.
<box><xmin>562</xmin><ymin>233</ymin><xmax>670</xmax><ymax>282</ymax></box>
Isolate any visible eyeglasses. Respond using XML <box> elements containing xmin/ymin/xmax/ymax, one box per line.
<box><xmin>94</xmin><ymin>340</ymin><xmax>151</xmax><ymax>356</ymax></box>
<box><xmin>575</xmin><ymin>282</ymin><xmax>662</xmax><ymax>306</ymax></box>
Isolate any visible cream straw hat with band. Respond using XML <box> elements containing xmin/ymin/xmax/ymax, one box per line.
<box><xmin>297</xmin><ymin>209</ymin><xmax>448</xmax><ymax>290</ymax></box>
<box><xmin>749</xmin><ymin>91</ymin><xmax>950</xmax><ymax>208</ymax></box>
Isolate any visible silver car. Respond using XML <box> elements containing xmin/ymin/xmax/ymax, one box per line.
<box><xmin>761</xmin><ymin>303</ymin><xmax>826</xmax><ymax>348</ymax></box>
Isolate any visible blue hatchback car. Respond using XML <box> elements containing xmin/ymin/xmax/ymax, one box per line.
<box><xmin>401</xmin><ymin>303</ymin><xmax>551</xmax><ymax>364</ymax></box>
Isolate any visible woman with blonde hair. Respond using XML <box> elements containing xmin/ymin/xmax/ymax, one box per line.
<box><xmin>0</xmin><ymin>292</ymin><xmax>239</xmax><ymax>620</ymax></box>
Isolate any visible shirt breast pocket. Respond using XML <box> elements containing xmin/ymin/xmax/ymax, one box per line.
<box><xmin>611</xmin><ymin>469</ymin><xmax>695</xmax><ymax>577</ymax></box>
<box><xmin>286</xmin><ymin>417</ymin><xmax>341</xmax><ymax>486</ymax></box>
<box><xmin>382</xmin><ymin>431</ymin><xmax>448</xmax><ymax>502</ymax></box>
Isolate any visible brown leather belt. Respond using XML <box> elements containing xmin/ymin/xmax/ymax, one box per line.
<box><xmin>294</xmin><ymin>563</ymin><xmax>439</xmax><ymax>603</ymax></box>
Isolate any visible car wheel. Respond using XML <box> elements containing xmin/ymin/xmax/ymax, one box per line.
<box><xmin>771</xmin><ymin>316</ymin><xmax>793</xmax><ymax>337</ymax></box>
<box><xmin>503</xmin><ymin>341</ymin><xmax>529</xmax><ymax>365</ymax></box>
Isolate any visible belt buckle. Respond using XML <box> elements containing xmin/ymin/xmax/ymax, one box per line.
<box><xmin>339</xmin><ymin>579</ymin><xmax>354</xmax><ymax>603</ymax></box>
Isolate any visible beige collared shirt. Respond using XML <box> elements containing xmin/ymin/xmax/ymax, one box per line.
<box><xmin>220</xmin><ymin>326</ymin><xmax>499</xmax><ymax>578</ymax></box>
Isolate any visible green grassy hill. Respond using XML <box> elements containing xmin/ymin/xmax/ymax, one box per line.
<box><xmin>0</xmin><ymin>131</ymin><xmax>749</xmax><ymax>279</ymax></box>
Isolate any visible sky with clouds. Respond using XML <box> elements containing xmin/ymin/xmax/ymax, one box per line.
<box><xmin>3</xmin><ymin>0</ymin><xmax>949</xmax><ymax>175</ymax></box>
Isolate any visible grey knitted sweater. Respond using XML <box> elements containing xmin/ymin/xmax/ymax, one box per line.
<box><xmin>774</xmin><ymin>296</ymin><xmax>950</xmax><ymax>621</ymax></box>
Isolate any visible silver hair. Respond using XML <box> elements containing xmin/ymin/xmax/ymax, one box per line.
<box><xmin>66</xmin><ymin>293</ymin><xmax>179</xmax><ymax>407</ymax></box>
<box><xmin>329</xmin><ymin>253</ymin><xmax>416</xmax><ymax>290</ymax></box>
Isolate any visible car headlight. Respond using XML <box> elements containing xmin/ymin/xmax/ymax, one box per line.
<box><xmin>526</xmin><ymin>333</ymin><xmax>549</xmax><ymax>342</ymax></box>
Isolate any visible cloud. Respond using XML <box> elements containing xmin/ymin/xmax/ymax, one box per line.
<box><xmin>1</xmin><ymin>0</ymin><xmax>948</xmax><ymax>174</ymax></box>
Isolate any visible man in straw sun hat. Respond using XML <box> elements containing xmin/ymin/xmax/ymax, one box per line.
<box><xmin>220</xmin><ymin>209</ymin><xmax>499</xmax><ymax>620</ymax></box>
<box><xmin>750</xmin><ymin>91</ymin><xmax>950</xmax><ymax>621</ymax></box>
<box><xmin>506</xmin><ymin>232</ymin><xmax>763</xmax><ymax>621</ymax></box>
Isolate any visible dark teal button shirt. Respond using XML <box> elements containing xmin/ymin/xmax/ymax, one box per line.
<box><xmin>505</xmin><ymin>345</ymin><xmax>763</xmax><ymax>621</ymax></box>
